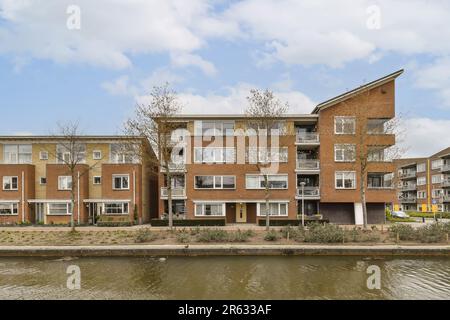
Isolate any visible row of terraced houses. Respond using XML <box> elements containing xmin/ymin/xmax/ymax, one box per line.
<box><xmin>2</xmin><ymin>69</ymin><xmax>438</xmax><ymax>226</ymax></box>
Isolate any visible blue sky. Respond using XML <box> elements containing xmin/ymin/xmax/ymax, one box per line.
<box><xmin>1</xmin><ymin>0</ymin><xmax>450</xmax><ymax>157</ymax></box>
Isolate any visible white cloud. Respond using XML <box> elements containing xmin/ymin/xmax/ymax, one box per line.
<box><xmin>399</xmin><ymin>117</ymin><xmax>450</xmax><ymax>157</ymax></box>
<box><xmin>170</xmin><ymin>52</ymin><xmax>217</xmax><ymax>76</ymax></box>
<box><xmin>140</xmin><ymin>68</ymin><xmax>184</xmax><ymax>91</ymax></box>
<box><xmin>414</xmin><ymin>57</ymin><xmax>450</xmax><ymax>107</ymax></box>
<box><xmin>101</xmin><ymin>75</ymin><xmax>137</xmax><ymax>96</ymax></box>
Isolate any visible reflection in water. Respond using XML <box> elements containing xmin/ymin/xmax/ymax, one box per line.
<box><xmin>0</xmin><ymin>256</ymin><xmax>449</xmax><ymax>300</ymax></box>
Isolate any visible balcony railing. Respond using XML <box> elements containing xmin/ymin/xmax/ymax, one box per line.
<box><xmin>441</xmin><ymin>163</ymin><xmax>450</xmax><ymax>173</ymax></box>
<box><xmin>160</xmin><ymin>159</ymin><xmax>186</xmax><ymax>172</ymax></box>
<box><xmin>442</xmin><ymin>179</ymin><xmax>450</xmax><ymax>188</ymax></box>
<box><xmin>296</xmin><ymin>132</ymin><xmax>319</xmax><ymax>144</ymax></box>
<box><xmin>296</xmin><ymin>159</ymin><xmax>320</xmax><ymax>170</ymax></box>
<box><xmin>399</xmin><ymin>197</ymin><xmax>417</xmax><ymax>203</ymax></box>
<box><xmin>296</xmin><ymin>186</ymin><xmax>320</xmax><ymax>198</ymax></box>
<box><xmin>399</xmin><ymin>171</ymin><xmax>417</xmax><ymax>179</ymax></box>
<box><xmin>400</xmin><ymin>184</ymin><xmax>417</xmax><ymax>191</ymax></box>
<box><xmin>160</xmin><ymin>187</ymin><xmax>186</xmax><ymax>198</ymax></box>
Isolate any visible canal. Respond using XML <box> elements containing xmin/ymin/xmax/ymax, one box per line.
<box><xmin>0</xmin><ymin>256</ymin><xmax>449</xmax><ymax>299</ymax></box>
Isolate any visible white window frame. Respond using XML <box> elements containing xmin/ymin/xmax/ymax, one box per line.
<box><xmin>39</xmin><ymin>151</ymin><xmax>49</xmax><ymax>160</ymax></box>
<box><xmin>245</xmin><ymin>174</ymin><xmax>288</xmax><ymax>190</ymax></box>
<box><xmin>417</xmin><ymin>191</ymin><xmax>427</xmax><ymax>199</ymax></box>
<box><xmin>47</xmin><ymin>203</ymin><xmax>72</xmax><ymax>215</ymax></box>
<box><xmin>257</xmin><ymin>202</ymin><xmax>289</xmax><ymax>217</ymax></box>
<box><xmin>194</xmin><ymin>175</ymin><xmax>236</xmax><ymax>190</ymax></box>
<box><xmin>431</xmin><ymin>159</ymin><xmax>443</xmax><ymax>170</ymax></box>
<box><xmin>93</xmin><ymin>150</ymin><xmax>102</xmax><ymax>160</ymax></box>
<box><xmin>432</xmin><ymin>174</ymin><xmax>443</xmax><ymax>184</ymax></box>
<box><xmin>335</xmin><ymin>171</ymin><xmax>356</xmax><ymax>189</ymax></box>
<box><xmin>58</xmin><ymin>176</ymin><xmax>72</xmax><ymax>191</ymax></box>
<box><xmin>334</xmin><ymin>144</ymin><xmax>356</xmax><ymax>162</ymax></box>
<box><xmin>93</xmin><ymin>176</ymin><xmax>102</xmax><ymax>185</ymax></box>
<box><xmin>334</xmin><ymin>116</ymin><xmax>356</xmax><ymax>135</ymax></box>
<box><xmin>417</xmin><ymin>163</ymin><xmax>426</xmax><ymax>173</ymax></box>
<box><xmin>112</xmin><ymin>174</ymin><xmax>130</xmax><ymax>190</ymax></box>
<box><xmin>0</xmin><ymin>202</ymin><xmax>19</xmax><ymax>215</ymax></box>
<box><xmin>431</xmin><ymin>189</ymin><xmax>443</xmax><ymax>199</ymax></box>
<box><xmin>3</xmin><ymin>144</ymin><xmax>32</xmax><ymax>164</ymax></box>
<box><xmin>246</xmin><ymin>147</ymin><xmax>288</xmax><ymax>163</ymax></box>
<box><xmin>3</xmin><ymin>176</ymin><xmax>18</xmax><ymax>191</ymax></box>
<box><xmin>194</xmin><ymin>203</ymin><xmax>226</xmax><ymax>217</ymax></box>
<box><xmin>193</xmin><ymin>147</ymin><xmax>236</xmax><ymax>164</ymax></box>
<box><xmin>104</xmin><ymin>202</ymin><xmax>129</xmax><ymax>215</ymax></box>
<box><xmin>417</xmin><ymin>176</ymin><xmax>427</xmax><ymax>186</ymax></box>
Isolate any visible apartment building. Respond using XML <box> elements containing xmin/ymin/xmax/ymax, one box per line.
<box><xmin>395</xmin><ymin>147</ymin><xmax>450</xmax><ymax>213</ymax></box>
<box><xmin>0</xmin><ymin>136</ymin><xmax>155</xmax><ymax>225</ymax></box>
<box><xmin>158</xmin><ymin>70</ymin><xmax>403</xmax><ymax>225</ymax></box>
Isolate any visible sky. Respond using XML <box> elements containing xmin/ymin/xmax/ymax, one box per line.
<box><xmin>1</xmin><ymin>0</ymin><xmax>450</xmax><ymax>157</ymax></box>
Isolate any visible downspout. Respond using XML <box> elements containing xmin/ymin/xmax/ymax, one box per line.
<box><xmin>427</xmin><ymin>159</ymin><xmax>431</xmax><ymax>211</ymax></box>
<box><xmin>133</xmin><ymin>170</ymin><xmax>136</xmax><ymax>222</ymax></box>
<box><xmin>21</xmin><ymin>171</ymin><xmax>25</xmax><ymax>223</ymax></box>
<box><xmin>77</xmin><ymin>171</ymin><xmax>80</xmax><ymax>224</ymax></box>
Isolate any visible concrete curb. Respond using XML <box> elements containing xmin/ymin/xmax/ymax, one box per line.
<box><xmin>0</xmin><ymin>244</ymin><xmax>449</xmax><ymax>257</ymax></box>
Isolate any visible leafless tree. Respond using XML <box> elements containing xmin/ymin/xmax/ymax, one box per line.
<box><xmin>125</xmin><ymin>83</ymin><xmax>182</xmax><ymax>230</ymax></box>
<box><xmin>245</xmin><ymin>89</ymin><xmax>289</xmax><ymax>231</ymax></box>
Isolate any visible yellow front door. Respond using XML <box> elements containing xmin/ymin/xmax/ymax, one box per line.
<box><xmin>236</xmin><ymin>203</ymin><xmax>247</xmax><ymax>223</ymax></box>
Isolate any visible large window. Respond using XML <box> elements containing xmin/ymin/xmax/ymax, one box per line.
<box><xmin>246</xmin><ymin>174</ymin><xmax>288</xmax><ymax>189</ymax></box>
<box><xmin>334</xmin><ymin>144</ymin><xmax>356</xmax><ymax>162</ymax></box>
<box><xmin>58</xmin><ymin>176</ymin><xmax>72</xmax><ymax>190</ymax></box>
<box><xmin>195</xmin><ymin>176</ymin><xmax>235</xmax><ymax>189</ymax></box>
<box><xmin>246</xmin><ymin>147</ymin><xmax>288</xmax><ymax>163</ymax></box>
<box><xmin>432</xmin><ymin>174</ymin><xmax>443</xmax><ymax>184</ymax></box>
<box><xmin>113</xmin><ymin>175</ymin><xmax>129</xmax><ymax>190</ymax></box>
<box><xmin>257</xmin><ymin>203</ymin><xmax>288</xmax><ymax>216</ymax></box>
<box><xmin>110</xmin><ymin>143</ymin><xmax>138</xmax><ymax>164</ymax></box>
<box><xmin>247</xmin><ymin>121</ymin><xmax>287</xmax><ymax>135</ymax></box>
<box><xmin>417</xmin><ymin>191</ymin><xmax>426</xmax><ymax>199</ymax></box>
<box><xmin>3</xmin><ymin>176</ymin><xmax>18</xmax><ymax>191</ymax></box>
<box><xmin>368</xmin><ymin>147</ymin><xmax>386</xmax><ymax>162</ymax></box>
<box><xmin>48</xmin><ymin>203</ymin><xmax>72</xmax><ymax>215</ymax></box>
<box><xmin>56</xmin><ymin>143</ymin><xmax>86</xmax><ymax>164</ymax></box>
<box><xmin>335</xmin><ymin>171</ymin><xmax>356</xmax><ymax>189</ymax></box>
<box><xmin>432</xmin><ymin>189</ymin><xmax>443</xmax><ymax>199</ymax></box>
<box><xmin>194</xmin><ymin>120</ymin><xmax>235</xmax><ymax>136</ymax></box>
<box><xmin>432</xmin><ymin>159</ymin><xmax>443</xmax><ymax>170</ymax></box>
<box><xmin>417</xmin><ymin>163</ymin><xmax>426</xmax><ymax>173</ymax></box>
<box><xmin>104</xmin><ymin>203</ymin><xmax>129</xmax><ymax>215</ymax></box>
<box><xmin>417</xmin><ymin>176</ymin><xmax>427</xmax><ymax>186</ymax></box>
<box><xmin>194</xmin><ymin>203</ymin><xmax>225</xmax><ymax>216</ymax></box>
<box><xmin>194</xmin><ymin>147</ymin><xmax>236</xmax><ymax>163</ymax></box>
<box><xmin>3</xmin><ymin>144</ymin><xmax>32</xmax><ymax>164</ymax></box>
<box><xmin>0</xmin><ymin>203</ymin><xmax>18</xmax><ymax>215</ymax></box>
<box><xmin>334</xmin><ymin>117</ymin><xmax>355</xmax><ymax>134</ymax></box>
<box><xmin>367</xmin><ymin>119</ymin><xmax>389</xmax><ymax>134</ymax></box>
<box><xmin>367</xmin><ymin>173</ymin><xmax>393</xmax><ymax>189</ymax></box>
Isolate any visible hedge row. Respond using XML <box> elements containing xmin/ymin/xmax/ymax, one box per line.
<box><xmin>96</xmin><ymin>221</ymin><xmax>133</xmax><ymax>227</ymax></box>
<box><xmin>150</xmin><ymin>219</ymin><xmax>226</xmax><ymax>227</ymax></box>
<box><xmin>257</xmin><ymin>219</ymin><xmax>329</xmax><ymax>226</ymax></box>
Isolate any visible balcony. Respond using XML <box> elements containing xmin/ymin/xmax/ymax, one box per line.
<box><xmin>441</xmin><ymin>179</ymin><xmax>450</xmax><ymax>188</ymax></box>
<box><xmin>399</xmin><ymin>171</ymin><xmax>417</xmax><ymax>179</ymax></box>
<box><xmin>160</xmin><ymin>159</ymin><xmax>186</xmax><ymax>172</ymax></box>
<box><xmin>442</xmin><ymin>195</ymin><xmax>450</xmax><ymax>203</ymax></box>
<box><xmin>295</xmin><ymin>132</ymin><xmax>319</xmax><ymax>145</ymax></box>
<box><xmin>296</xmin><ymin>186</ymin><xmax>320</xmax><ymax>199</ymax></box>
<box><xmin>160</xmin><ymin>187</ymin><xmax>186</xmax><ymax>199</ymax></box>
<box><xmin>399</xmin><ymin>197</ymin><xmax>417</xmax><ymax>204</ymax></box>
<box><xmin>296</xmin><ymin>159</ymin><xmax>320</xmax><ymax>171</ymax></box>
<box><xmin>400</xmin><ymin>184</ymin><xmax>417</xmax><ymax>191</ymax></box>
<box><xmin>441</xmin><ymin>163</ymin><xmax>450</xmax><ymax>173</ymax></box>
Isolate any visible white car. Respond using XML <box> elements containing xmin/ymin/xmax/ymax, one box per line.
<box><xmin>392</xmin><ymin>211</ymin><xmax>410</xmax><ymax>219</ymax></box>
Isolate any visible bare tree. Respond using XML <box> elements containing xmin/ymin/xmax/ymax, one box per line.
<box><xmin>338</xmin><ymin>87</ymin><xmax>405</xmax><ymax>229</ymax></box>
<box><xmin>245</xmin><ymin>89</ymin><xmax>289</xmax><ymax>231</ymax></box>
<box><xmin>47</xmin><ymin>122</ymin><xmax>101</xmax><ymax>232</ymax></box>
<box><xmin>125</xmin><ymin>83</ymin><xmax>182</xmax><ymax>230</ymax></box>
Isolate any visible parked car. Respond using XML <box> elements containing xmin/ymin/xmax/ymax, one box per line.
<box><xmin>392</xmin><ymin>211</ymin><xmax>410</xmax><ymax>219</ymax></box>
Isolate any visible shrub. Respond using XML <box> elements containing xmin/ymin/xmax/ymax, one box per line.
<box><xmin>281</xmin><ymin>226</ymin><xmax>305</xmax><ymax>241</ymax></box>
<box><xmin>264</xmin><ymin>230</ymin><xmax>280</xmax><ymax>241</ymax></box>
<box><xmin>257</xmin><ymin>219</ymin><xmax>329</xmax><ymax>227</ymax></box>
<box><xmin>345</xmin><ymin>228</ymin><xmax>381</xmax><ymax>243</ymax></box>
<box><xmin>151</xmin><ymin>219</ymin><xmax>226</xmax><ymax>227</ymax></box>
<box><xmin>304</xmin><ymin>223</ymin><xmax>344</xmax><ymax>243</ymax></box>
<box><xmin>228</xmin><ymin>230</ymin><xmax>254</xmax><ymax>242</ymax></box>
<box><xmin>389</xmin><ymin>224</ymin><xmax>417</xmax><ymax>241</ymax></box>
<box><xmin>196</xmin><ymin>229</ymin><xmax>229</xmax><ymax>242</ymax></box>
<box><xmin>417</xmin><ymin>223</ymin><xmax>446</xmax><ymax>243</ymax></box>
<box><xmin>134</xmin><ymin>228</ymin><xmax>157</xmax><ymax>243</ymax></box>
<box><xmin>176</xmin><ymin>232</ymin><xmax>191</xmax><ymax>244</ymax></box>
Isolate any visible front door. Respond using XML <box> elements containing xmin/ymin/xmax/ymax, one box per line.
<box><xmin>236</xmin><ymin>203</ymin><xmax>247</xmax><ymax>223</ymax></box>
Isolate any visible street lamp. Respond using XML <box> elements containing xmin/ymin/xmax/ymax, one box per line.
<box><xmin>300</xmin><ymin>181</ymin><xmax>306</xmax><ymax>227</ymax></box>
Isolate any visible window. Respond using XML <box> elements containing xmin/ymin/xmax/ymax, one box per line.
<box><xmin>417</xmin><ymin>191</ymin><xmax>427</xmax><ymax>199</ymax></box>
<box><xmin>3</xmin><ymin>176</ymin><xmax>18</xmax><ymax>190</ymax></box>
<box><xmin>195</xmin><ymin>176</ymin><xmax>235</xmax><ymax>189</ymax></box>
<box><xmin>367</xmin><ymin>173</ymin><xmax>393</xmax><ymax>189</ymax></box>
<box><xmin>368</xmin><ymin>147</ymin><xmax>386</xmax><ymax>162</ymax></box>
<box><xmin>432</xmin><ymin>159</ymin><xmax>443</xmax><ymax>170</ymax></box>
<box><xmin>104</xmin><ymin>203</ymin><xmax>129</xmax><ymax>215</ymax></box>
<box><xmin>110</xmin><ymin>143</ymin><xmax>137</xmax><ymax>164</ymax></box>
<box><xmin>432</xmin><ymin>189</ymin><xmax>443</xmax><ymax>198</ymax></box>
<box><xmin>432</xmin><ymin>174</ymin><xmax>443</xmax><ymax>184</ymax></box>
<box><xmin>245</xmin><ymin>174</ymin><xmax>288</xmax><ymax>189</ymax></box>
<box><xmin>0</xmin><ymin>203</ymin><xmax>18</xmax><ymax>215</ymax></box>
<box><xmin>56</xmin><ymin>143</ymin><xmax>86</xmax><ymax>164</ymax></box>
<box><xmin>58</xmin><ymin>176</ymin><xmax>72</xmax><ymax>190</ymax></box>
<box><xmin>246</xmin><ymin>147</ymin><xmax>288</xmax><ymax>163</ymax></box>
<box><xmin>39</xmin><ymin>151</ymin><xmax>49</xmax><ymax>160</ymax></box>
<box><xmin>113</xmin><ymin>175</ymin><xmax>129</xmax><ymax>190</ymax></box>
<box><xmin>417</xmin><ymin>163</ymin><xmax>426</xmax><ymax>173</ymax></box>
<box><xmin>195</xmin><ymin>203</ymin><xmax>225</xmax><ymax>216</ymax></box>
<box><xmin>257</xmin><ymin>203</ymin><xmax>288</xmax><ymax>216</ymax></box>
<box><xmin>247</xmin><ymin>121</ymin><xmax>287</xmax><ymax>135</ymax></box>
<box><xmin>3</xmin><ymin>144</ymin><xmax>32</xmax><ymax>164</ymax></box>
<box><xmin>193</xmin><ymin>147</ymin><xmax>236</xmax><ymax>163</ymax></box>
<box><xmin>194</xmin><ymin>120</ymin><xmax>235</xmax><ymax>136</ymax></box>
<box><xmin>48</xmin><ymin>203</ymin><xmax>72</xmax><ymax>215</ymax></box>
<box><xmin>93</xmin><ymin>176</ymin><xmax>102</xmax><ymax>185</ymax></box>
<box><xmin>417</xmin><ymin>176</ymin><xmax>427</xmax><ymax>186</ymax></box>
<box><xmin>334</xmin><ymin>117</ymin><xmax>355</xmax><ymax>134</ymax></box>
<box><xmin>335</xmin><ymin>171</ymin><xmax>356</xmax><ymax>189</ymax></box>
<box><xmin>40</xmin><ymin>177</ymin><xmax>47</xmax><ymax>185</ymax></box>
<box><xmin>334</xmin><ymin>144</ymin><xmax>356</xmax><ymax>162</ymax></box>
<box><xmin>367</xmin><ymin>119</ymin><xmax>388</xmax><ymax>134</ymax></box>
<box><xmin>93</xmin><ymin>150</ymin><xmax>102</xmax><ymax>160</ymax></box>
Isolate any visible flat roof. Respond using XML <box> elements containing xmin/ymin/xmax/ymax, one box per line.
<box><xmin>161</xmin><ymin>114</ymin><xmax>319</xmax><ymax>120</ymax></box>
